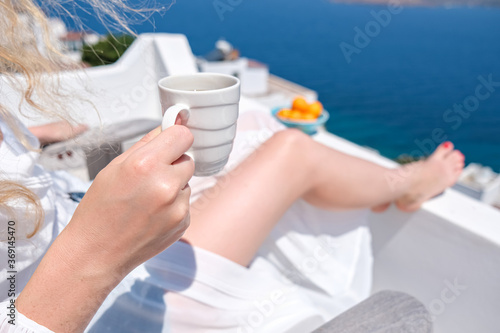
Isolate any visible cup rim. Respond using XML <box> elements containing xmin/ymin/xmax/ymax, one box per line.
<box><xmin>158</xmin><ymin>73</ymin><xmax>240</xmax><ymax>95</ymax></box>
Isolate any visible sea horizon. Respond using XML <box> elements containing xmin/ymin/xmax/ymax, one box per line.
<box><xmin>58</xmin><ymin>0</ymin><xmax>500</xmax><ymax>172</ymax></box>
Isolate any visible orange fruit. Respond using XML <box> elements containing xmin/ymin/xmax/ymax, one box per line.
<box><xmin>290</xmin><ymin>110</ymin><xmax>303</xmax><ymax>120</ymax></box>
<box><xmin>308</xmin><ymin>101</ymin><xmax>323</xmax><ymax>118</ymax></box>
<box><xmin>292</xmin><ymin>97</ymin><xmax>309</xmax><ymax>112</ymax></box>
<box><xmin>301</xmin><ymin>113</ymin><xmax>316</xmax><ymax>121</ymax></box>
<box><xmin>277</xmin><ymin>108</ymin><xmax>292</xmax><ymax>119</ymax></box>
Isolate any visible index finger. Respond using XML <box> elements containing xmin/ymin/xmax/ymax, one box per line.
<box><xmin>110</xmin><ymin>126</ymin><xmax>162</xmax><ymax>165</ymax></box>
<box><xmin>132</xmin><ymin>125</ymin><xmax>194</xmax><ymax>165</ymax></box>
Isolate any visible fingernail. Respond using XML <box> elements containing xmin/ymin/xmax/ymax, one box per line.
<box><xmin>443</xmin><ymin>141</ymin><xmax>451</xmax><ymax>149</ymax></box>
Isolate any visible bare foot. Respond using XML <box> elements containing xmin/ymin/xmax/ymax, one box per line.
<box><xmin>395</xmin><ymin>142</ymin><xmax>465</xmax><ymax>212</ymax></box>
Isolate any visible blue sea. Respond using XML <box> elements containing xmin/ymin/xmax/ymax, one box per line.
<box><xmin>63</xmin><ymin>0</ymin><xmax>500</xmax><ymax>171</ymax></box>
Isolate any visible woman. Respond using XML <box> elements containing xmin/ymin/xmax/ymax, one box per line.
<box><xmin>0</xmin><ymin>1</ymin><xmax>464</xmax><ymax>332</ymax></box>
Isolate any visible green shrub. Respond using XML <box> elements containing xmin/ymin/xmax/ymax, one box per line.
<box><xmin>395</xmin><ymin>154</ymin><xmax>425</xmax><ymax>165</ymax></box>
<box><xmin>82</xmin><ymin>34</ymin><xmax>135</xmax><ymax>67</ymax></box>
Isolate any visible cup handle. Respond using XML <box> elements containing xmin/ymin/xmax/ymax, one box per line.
<box><xmin>161</xmin><ymin>104</ymin><xmax>191</xmax><ymax>130</ymax></box>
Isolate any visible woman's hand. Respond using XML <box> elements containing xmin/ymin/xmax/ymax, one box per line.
<box><xmin>29</xmin><ymin>120</ymin><xmax>89</xmax><ymax>145</ymax></box>
<box><xmin>17</xmin><ymin>125</ymin><xmax>194</xmax><ymax>332</ymax></box>
<box><xmin>72</xmin><ymin>124</ymin><xmax>195</xmax><ymax>272</ymax></box>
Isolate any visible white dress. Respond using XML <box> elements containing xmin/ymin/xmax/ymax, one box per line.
<box><xmin>0</xmin><ymin>112</ymin><xmax>372</xmax><ymax>333</ymax></box>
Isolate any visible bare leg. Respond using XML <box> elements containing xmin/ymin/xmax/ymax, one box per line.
<box><xmin>182</xmin><ymin>130</ymin><xmax>464</xmax><ymax>266</ymax></box>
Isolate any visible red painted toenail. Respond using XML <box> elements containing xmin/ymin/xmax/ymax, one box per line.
<box><xmin>443</xmin><ymin>141</ymin><xmax>451</xmax><ymax>149</ymax></box>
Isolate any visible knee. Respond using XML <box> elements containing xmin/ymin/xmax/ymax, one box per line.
<box><xmin>270</xmin><ymin>129</ymin><xmax>312</xmax><ymax>152</ymax></box>
<box><xmin>266</xmin><ymin>129</ymin><xmax>315</xmax><ymax>169</ymax></box>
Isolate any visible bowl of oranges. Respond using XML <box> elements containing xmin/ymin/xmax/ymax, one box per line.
<box><xmin>272</xmin><ymin>97</ymin><xmax>330</xmax><ymax>135</ymax></box>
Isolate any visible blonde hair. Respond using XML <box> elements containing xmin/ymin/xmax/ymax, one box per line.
<box><xmin>0</xmin><ymin>0</ymin><xmax>168</xmax><ymax>237</ymax></box>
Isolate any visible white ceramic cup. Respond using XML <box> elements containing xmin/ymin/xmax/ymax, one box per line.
<box><xmin>158</xmin><ymin>73</ymin><xmax>241</xmax><ymax>177</ymax></box>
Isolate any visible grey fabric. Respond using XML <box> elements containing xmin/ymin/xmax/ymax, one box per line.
<box><xmin>40</xmin><ymin>119</ymin><xmax>160</xmax><ymax>179</ymax></box>
<box><xmin>85</xmin><ymin>142</ymin><xmax>123</xmax><ymax>180</ymax></box>
<box><xmin>312</xmin><ymin>290</ymin><xmax>432</xmax><ymax>333</ymax></box>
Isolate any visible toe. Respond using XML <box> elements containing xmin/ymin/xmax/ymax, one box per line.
<box><xmin>449</xmin><ymin>150</ymin><xmax>465</xmax><ymax>165</ymax></box>
<box><xmin>371</xmin><ymin>202</ymin><xmax>391</xmax><ymax>213</ymax></box>
<box><xmin>434</xmin><ymin>141</ymin><xmax>454</xmax><ymax>159</ymax></box>
<box><xmin>395</xmin><ymin>200</ymin><xmax>420</xmax><ymax>213</ymax></box>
